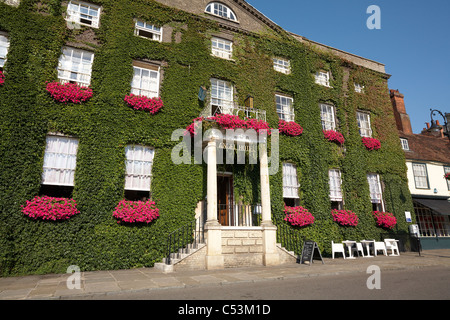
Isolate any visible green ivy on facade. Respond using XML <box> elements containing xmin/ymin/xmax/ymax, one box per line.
<box><xmin>0</xmin><ymin>0</ymin><xmax>415</xmax><ymax>276</ymax></box>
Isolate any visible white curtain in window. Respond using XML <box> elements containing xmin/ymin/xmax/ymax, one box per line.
<box><xmin>58</xmin><ymin>47</ymin><xmax>94</xmax><ymax>86</ymax></box>
<box><xmin>0</xmin><ymin>34</ymin><xmax>10</xmax><ymax>68</ymax></box>
<box><xmin>320</xmin><ymin>104</ymin><xmax>336</xmax><ymax>131</ymax></box>
<box><xmin>125</xmin><ymin>145</ymin><xmax>154</xmax><ymax>191</ymax></box>
<box><xmin>42</xmin><ymin>135</ymin><xmax>79</xmax><ymax>186</ymax></box>
<box><xmin>283</xmin><ymin>163</ymin><xmax>299</xmax><ymax>199</ymax></box>
<box><xmin>356</xmin><ymin>112</ymin><xmax>372</xmax><ymax>137</ymax></box>
<box><xmin>131</xmin><ymin>66</ymin><xmax>159</xmax><ymax>98</ymax></box>
<box><xmin>367</xmin><ymin>173</ymin><xmax>382</xmax><ymax>203</ymax></box>
<box><xmin>328</xmin><ymin>169</ymin><xmax>343</xmax><ymax>201</ymax></box>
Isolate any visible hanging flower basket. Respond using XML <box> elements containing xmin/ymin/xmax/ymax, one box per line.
<box><xmin>124</xmin><ymin>94</ymin><xmax>164</xmax><ymax>114</ymax></box>
<box><xmin>113</xmin><ymin>199</ymin><xmax>159</xmax><ymax>224</ymax></box>
<box><xmin>0</xmin><ymin>70</ymin><xmax>5</xmax><ymax>86</ymax></box>
<box><xmin>46</xmin><ymin>81</ymin><xmax>93</xmax><ymax>104</ymax></box>
<box><xmin>323</xmin><ymin>130</ymin><xmax>345</xmax><ymax>145</ymax></box>
<box><xmin>444</xmin><ymin>173</ymin><xmax>450</xmax><ymax>180</ymax></box>
<box><xmin>331</xmin><ymin>209</ymin><xmax>359</xmax><ymax>227</ymax></box>
<box><xmin>284</xmin><ymin>205</ymin><xmax>315</xmax><ymax>227</ymax></box>
<box><xmin>279</xmin><ymin>120</ymin><xmax>303</xmax><ymax>136</ymax></box>
<box><xmin>372</xmin><ymin>211</ymin><xmax>397</xmax><ymax>230</ymax></box>
<box><xmin>361</xmin><ymin>137</ymin><xmax>381</xmax><ymax>150</ymax></box>
<box><xmin>21</xmin><ymin>196</ymin><xmax>80</xmax><ymax>221</ymax></box>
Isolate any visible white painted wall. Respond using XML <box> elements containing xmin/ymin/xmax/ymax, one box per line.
<box><xmin>406</xmin><ymin>161</ymin><xmax>450</xmax><ymax>197</ymax></box>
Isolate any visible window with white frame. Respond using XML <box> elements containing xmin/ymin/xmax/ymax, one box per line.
<box><xmin>42</xmin><ymin>135</ymin><xmax>79</xmax><ymax>186</ymax></box>
<box><xmin>57</xmin><ymin>47</ymin><xmax>94</xmax><ymax>86</ymax></box>
<box><xmin>210</xmin><ymin>78</ymin><xmax>233</xmax><ymax>115</ymax></box>
<box><xmin>283</xmin><ymin>163</ymin><xmax>299</xmax><ymax>206</ymax></box>
<box><xmin>211</xmin><ymin>37</ymin><xmax>233</xmax><ymax>60</ymax></box>
<box><xmin>205</xmin><ymin>2</ymin><xmax>238</xmax><ymax>22</ymax></box>
<box><xmin>367</xmin><ymin>173</ymin><xmax>384</xmax><ymax>211</ymax></box>
<box><xmin>445</xmin><ymin>166</ymin><xmax>450</xmax><ymax>191</ymax></box>
<box><xmin>134</xmin><ymin>20</ymin><xmax>162</xmax><ymax>42</ymax></box>
<box><xmin>0</xmin><ymin>34</ymin><xmax>10</xmax><ymax>69</ymax></box>
<box><xmin>354</xmin><ymin>83</ymin><xmax>364</xmax><ymax>93</ymax></box>
<box><xmin>315</xmin><ymin>70</ymin><xmax>330</xmax><ymax>87</ymax></box>
<box><xmin>412</xmin><ymin>163</ymin><xmax>429</xmax><ymax>189</ymax></box>
<box><xmin>276</xmin><ymin>94</ymin><xmax>294</xmax><ymax>122</ymax></box>
<box><xmin>273</xmin><ymin>57</ymin><xmax>291</xmax><ymax>74</ymax></box>
<box><xmin>131</xmin><ymin>62</ymin><xmax>160</xmax><ymax>98</ymax></box>
<box><xmin>320</xmin><ymin>103</ymin><xmax>336</xmax><ymax>131</ymax></box>
<box><xmin>356</xmin><ymin>111</ymin><xmax>372</xmax><ymax>137</ymax></box>
<box><xmin>329</xmin><ymin>169</ymin><xmax>343</xmax><ymax>209</ymax></box>
<box><xmin>66</xmin><ymin>1</ymin><xmax>101</xmax><ymax>28</ymax></box>
<box><xmin>400</xmin><ymin>138</ymin><xmax>409</xmax><ymax>150</ymax></box>
<box><xmin>125</xmin><ymin>145</ymin><xmax>155</xmax><ymax>192</ymax></box>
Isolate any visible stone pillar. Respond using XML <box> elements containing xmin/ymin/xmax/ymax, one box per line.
<box><xmin>204</xmin><ymin>138</ymin><xmax>224</xmax><ymax>269</ymax></box>
<box><xmin>259</xmin><ymin>141</ymin><xmax>280</xmax><ymax>266</ymax></box>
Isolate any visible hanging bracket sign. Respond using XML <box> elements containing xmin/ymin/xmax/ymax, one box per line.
<box><xmin>300</xmin><ymin>240</ymin><xmax>324</xmax><ymax>266</ymax></box>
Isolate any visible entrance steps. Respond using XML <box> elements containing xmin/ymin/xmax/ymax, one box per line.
<box><xmin>154</xmin><ymin>237</ymin><xmax>298</xmax><ymax>273</ymax></box>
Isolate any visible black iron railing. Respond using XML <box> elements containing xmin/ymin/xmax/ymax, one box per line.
<box><xmin>273</xmin><ymin>214</ymin><xmax>304</xmax><ymax>259</ymax></box>
<box><xmin>218</xmin><ymin>203</ymin><xmax>262</xmax><ymax>226</ymax></box>
<box><xmin>165</xmin><ymin>219</ymin><xmax>204</xmax><ymax>265</ymax></box>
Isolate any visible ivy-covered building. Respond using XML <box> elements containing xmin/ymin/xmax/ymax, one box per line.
<box><xmin>0</xmin><ymin>0</ymin><xmax>416</xmax><ymax>275</ymax></box>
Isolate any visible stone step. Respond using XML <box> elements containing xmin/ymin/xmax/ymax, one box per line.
<box><xmin>157</xmin><ymin>243</ymin><xmax>206</xmax><ymax>269</ymax></box>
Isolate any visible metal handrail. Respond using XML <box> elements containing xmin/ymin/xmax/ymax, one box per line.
<box><xmin>273</xmin><ymin>213</ymin><xmax>304</xmax><ymax>258</ymax></box>
<box><xmin>208</xmin><ymin>104</ymin><xmax>267</xmax><ymax>121</ymax></box>
<box><xmin>165</xmin><ymin>219</ymin><xmax>204</xmax><ymax>265</ymax></box>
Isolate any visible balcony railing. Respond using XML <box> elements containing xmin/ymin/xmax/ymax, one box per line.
<box><xmin>216</xmin><ymin>203</ymin><xmax>262</xmax><ymax>227</ymax></box>
<box><xmin>201</xmin><ymin>103</ymin><xmax>266</xmax><ymax>122</ymax></box>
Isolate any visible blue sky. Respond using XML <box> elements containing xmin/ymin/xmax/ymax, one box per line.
<box><xmin>246</xmin><ymin>0</ymin><xmax>450</xmax><ymax>134</ymax></box>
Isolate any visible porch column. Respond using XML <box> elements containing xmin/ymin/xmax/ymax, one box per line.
<box><xmin>204</xmin><ymin>137</ymin><xmax>224</xmax><ymax>269</ymax></box>
<box><xmin>259</xmin><ymin>140</ymin><xmax>280</xmax><ymax>266</ymax></box>
<box><xmin>259</xmin><ymin>140</ymin><xmax>272</xmax><ymax>224</ymax></box>
<box><xmin>206</xmin><ymin>138</ymin><xmax>218</xmax><ymax>223</ymax></box>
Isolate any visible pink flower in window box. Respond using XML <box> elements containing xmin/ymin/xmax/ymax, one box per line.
<box><xmin>331</xmin><ymin>209</ymin><xmax>359</xmax><ymax>227</ymax></box>
<box><xmin>21</xmin><ymin>196</ymin><xmax>80</xmax><ymax>221</ymax></box>
<box><xmin>284</xmin><ymin>205</ymin><xmax>315</xmax><ymax>227</ymax></box>
<box><xmin>373</xmin><ymin>211</ymin><xmax>397</xmax><ymax>229</ymax></box>
<box><xmin>113</xmin><ymin>200</ymin><xmax>159</xmax><ymax>224</ymax></box>
<box><xmin>124</xmin><ymin>94</ymin><xmax>164</xmax><ymax>114</ymax></box>
<box><xmin>361</xmin><ymin>137</ymin><xmax>381</xmax><ymax>150</ymax></box>
<box><xmin>46</xmin><ymin>82</ymin><xmax>93</xmax><ymax>104</ymax></box>
<box><xmin>323</xmin><ymin>130</ymin><xmax>345</xmax><ymax>145</ymax></box>
<box><xmin>0</xmin><ymin>70</ymin><xmax>5</xmax><ymax>86</ymax></box>
<box><xmin>279</xmin><ymin>120</ymin><xmax>303</xmax><ymax>136</ymax></box>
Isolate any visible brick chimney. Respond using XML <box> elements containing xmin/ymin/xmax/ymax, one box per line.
<box><xmin>390</xmin><ymin>89</ymin><xmax>413</xmax><ymax>134</ymax></box>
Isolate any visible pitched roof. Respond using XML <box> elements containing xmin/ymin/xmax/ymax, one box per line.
<box><xmin>401</xmin><ymin>132</ymin><xmax>450</xmax><ymax>165</ymax></box>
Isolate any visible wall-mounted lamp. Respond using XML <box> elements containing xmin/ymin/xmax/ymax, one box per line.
<box><xmin>429</xmin><ymin>109</ymin><xmax>450</xmax><ymax>139</ymax></box>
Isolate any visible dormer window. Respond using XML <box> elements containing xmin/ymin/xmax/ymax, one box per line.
<box><xmin>205</xmin><ymin>2</ymin><xmax>238</xmax><ymax>22</ymax></box>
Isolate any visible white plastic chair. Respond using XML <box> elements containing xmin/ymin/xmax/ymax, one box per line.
<box><xmin>374</xmin><ymin>241</ymin><xmax>387</xmax><ymax>256</ymax></box>
<box><xmin>356</xmin><ymin>243</ymin><xmax>365</xmax><ymax>257</ymax></box>
<box><xmin>331</xmin><ymin>241</ymin><xmax>346</xmax><ymax>259</ymax></box>
<box><xmin>384</xmin><ymin>239</ymin><xmax>400</xmax><ymax>256</ymax></box>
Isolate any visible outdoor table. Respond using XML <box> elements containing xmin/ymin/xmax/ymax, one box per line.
<box><xmin>360</xmin><ymin>240</ymin><xmax>375</xmax><ymax>257</ymax></box>
<box><xmin>342</xmin><ymin>240</ymin><xmax>357</xmax><ymax>259</ymax></box>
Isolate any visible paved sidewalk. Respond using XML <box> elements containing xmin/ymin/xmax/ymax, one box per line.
<box><xmin>1</xmin><ymin>249</ymin><xmax>449</xmax><ymax>300</ymax></box>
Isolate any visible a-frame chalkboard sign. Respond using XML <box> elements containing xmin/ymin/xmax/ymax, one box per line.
<box><xmin>300</xmin><ymin>240</ymin><xmax>324</xmax><ymax>265</ymax></box>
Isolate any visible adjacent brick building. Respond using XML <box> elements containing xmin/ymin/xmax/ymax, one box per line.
<box><xmin>390</xmin><ymin>89</ymin><xmax>450</xmax><ymax>249</ymax></box>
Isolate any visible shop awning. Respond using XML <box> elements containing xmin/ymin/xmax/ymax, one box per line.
<box><xmin>414</xmin><ymin>198</ymin><xmax>450</xmax><ymax>216</ymax></box>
